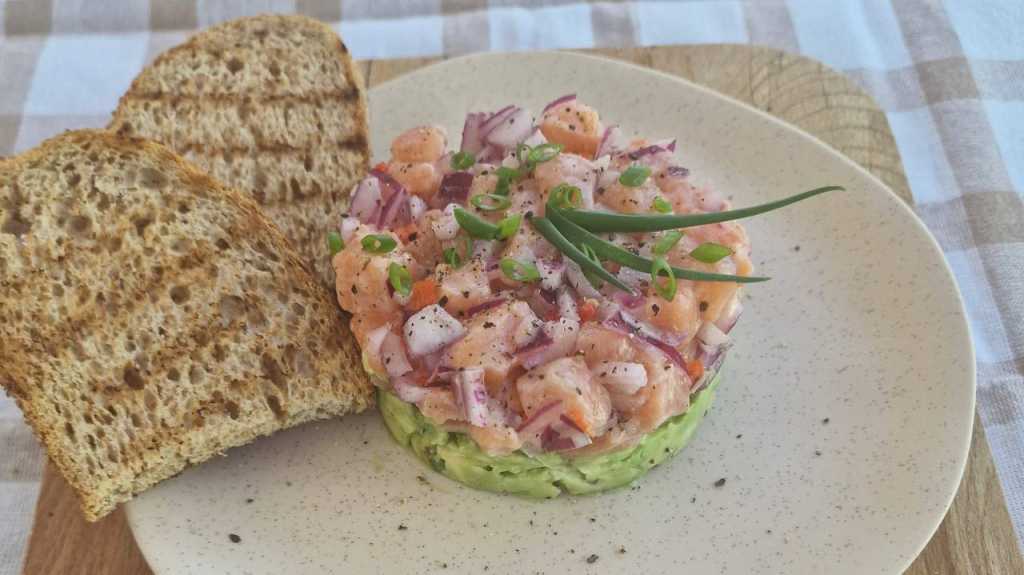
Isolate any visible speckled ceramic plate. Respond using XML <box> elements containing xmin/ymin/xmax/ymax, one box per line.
<box><xmin>126</xmin><ymin>52</ymin><xmax>974</xmax><ymax>575</ymax></box>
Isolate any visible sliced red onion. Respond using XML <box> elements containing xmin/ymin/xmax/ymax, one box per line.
<box><xmin>377</xmin><ymin>188</ymin><xmax>411</xmax><ymax>229</ymax></box>
<box><xmin>465</xmin><ymin>297</ymin><xmax>506</xmax><ymax>318</ymax></box>
<box><xmin>616</xmin><ymin>266</ymin><xmax>650</xmax><ymax>289</ymax></box>
<box><xmin>435</xmin><ymin>171</ymin><xmax>473</xmax><ymax>208</ymax></box>
<box><xmin>403</xmin><ymin>304</ymin><xmax>466</xmax><ymax>356</ymax></box>
<box><xmin>371</xmin><ymin>168</ymin><xmax>405</xmax><ymax>198</ymax></box>
<box><xmin>365</xmin><ymin>324</ymin><xmax>391</xmax><ymax>360</ymax></box>
<box><xmin>612</xmin><ymin>290</ymin><xmax>645</xmax><ymax>309</ymax></box>
<box><xmin>381</xmin><ymin>330</ymin><xmax>413</xmax><ymax>379</ymax></box>
<box><xmin>697</xmin><ymin>321</ymin><xmax>731</xmax><ymax>348</ymax></box>
<box><xmin>339</xmin><ymin>216</ymin><xmax>361</xmax><ymax>243</ymax></box>
<box><xmin>409</xmin><ymin>195</ymin><xmax>428</xmax><ymax>221</ymax></box>
<box><xmin>392</xmin><ymin>375</ymin><xmax>430</xmax><ymax>403</ymax></box>
<box><xmin>537</xmin><ymin>259</ymin><xmax>565</xmax><ymax>291</ymax></box>
<box><xmin>477</xmin><ymin>143</ymin><xmax>506</xmax><ymax>164</ymax></box>
<box><xmin>665</xmin><ymin>165</ymin><xmax>690</xmax><ymax>178</ymax></box>
<box><xmin>557</xmin><ymin>289</ymin><xmax>579</xmax><ymax>322</ymax></box>
<box><xmin>515</xmin><ymin>329</ymin><xmax>553</xmax><ymax>357</ymax></box>
<box><xmin>453</xmin><ymin>368</ymin><xmax>490</xmax><ymax>427</ymax></box>
<box><xmin>516</xmin><ymin>400</ymin><xmax>564</xmax><ymax>447</ymax></box>
<box><xmin>604</xmin><ymin>312</ymin><xmax>686</xmax><ymax>367</ymax></box>
<box><xmin>543</xmin><ymin>93</ymin><xmax>576</xmax><ymax>113</ymax></box>
<box><xmin>620</xmin><ymin>310</ymin><xmax>687</xmax><ymax>347</ymax></box>
<box><xmin>460</xmin><ymin>112</ymin><xmax>487</xmax><ymax>154</ymax></box>
<box><xmin>715</xmin><ymin>297</ymin><xmax>743</xmax><ymax>334</ymax></box>
<box><xmin>595</xmin><ymin>125</ymin><xmax>624</xmax><ymax>158</ymax></box>
<box><xmin>627</xmin><ymin>140</ymin><xmax>675</xmax><ymax>161</ymax></box>
<box><xmin>486</xmin><ymin>108</ymin><xmax>533</xmax><ymax>149</ymax></box>
<box><xmin>593</xmin><ymin>362</ymin><xmax>647</xmax><ymax>395</ymax></box>
<box><xmin>479</xmin><ymin>105</ymin><xmax>517</xmax><ymax>138</ymax></box>
<box><xmin>522</xmin><ymin>127</ymin><xmax>547</xmax><ymax>147</ymax></box>
<box><xmin>653</xmin><ymin>138</ymin><xmax>677</xmax><ymax>153</ymax></box>
<box><xmin>349</xmin><ymin>177</ymin><xmax>383</xmax><ymax>223</ymax></box>
<box><xmin>545</xmin><ymin>415</ymin><xmax>592</xmax><ymax>451</ymax></box>
<box><xmin>693</xmin><ymin>346</ymin><xmax>729</xmax><ymax>393</ymax></box>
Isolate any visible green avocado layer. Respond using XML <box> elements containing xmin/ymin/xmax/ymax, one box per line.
<box><xmin>378</xmin><ymin>373</ymin><xmax>720</xmax><ymax>498</ymax></box>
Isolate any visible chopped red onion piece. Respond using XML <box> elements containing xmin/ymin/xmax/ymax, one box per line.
<box><xmin>431</xmin><ymin>204</ymin><xmax>460</xmax><ymax>241</ymax></box>
<box><xmin>665</xmin><ymin>165</ymin><xmax>690</xmax><ymax>178</ymax></box>
<box><xmin>715</xmin><ymin>297</ymin><xmax>743</xmax><ymax>334</ymax></box>
<box><xmin>479</xmin><ymin>105</ymin><xmax>518</xmax><ymax>138</ymax></box>
<box><xmin>557</xmin><ymin>289</ymin><xmax>579</xmax><ymax>322</ymax></box>
<box><xmin>465</xmin><ymin>297</ymin><xmax>507</xmax><ymax>318</ymax></box>
<box><xmin>515</xmin><ymin>329</ymin><xmax>554</xmax><ymax>356</ymax></box>
<box><xmin>409</xmin><ymin>195</ymin><xmax>427</xmax><ymax>221</ymax></box>
<box><xmin>537</xmin><ymin>259</ymin><xmax>566</xmax><ymax>291</ymax></box>
<box><xmin>453</xmin><ymin>368</ymin><xmax>490</xmax><ymax>427</ymax></box>
<box><xmin>404</xmin><ymin>304</ymin><xmax>466</xmax><ymax>356</ymax></box>
<box><xmin>349</xmin><ymin>177</ymin><xmax>383</xmax><ymax>223</ymax></box>
<box><xmin>522</xmin><ymin>127</ymin><xmax>547</xmax><ymax>147</ymax></box>
<box><xmin>460</xmin><ymin>112</ymin><xmax>487</xmax><ymax>154</ymax></box>
<box><xmin>435</xmin><ymin>171</ymin><xmax>473</xmax><ymax>208</ymax></box>
<box><xmin>392</xmin><ymin>375</ymin><xmax>430</xmax><ymax>403</ymax></box>
<box><xmin>516</xmin><ymin>400</ymin><xmax>564</xmax><ymax>449</ymax></box>
<box><xmin>477</xmin><ymin>143</ymin><xmax>506</xmax><ymax>164</ymax></box>
<box><xmin>612</xmin><ymin>290</ymin><xmax>645</xmax><ymax>309</ymax></box>
<box><xmin>620</xmin><ymin>310</ymin><xmax>687</xmax><ymax>347</ymax></box>
<box><xmin>603</xmin><ymin>311</ymin><xmax>686</xmax><ymax>367</ymax></box>
<box><xmin>486</xmin><ymin>108</ymin><xmax>534</xmax><ymax>149</ymax></box>
<box><xmin>565</xmin><ymin>260</ymin><xmax>601</xmax><ymax>299</ymax></box>
<box><xmin>339</xmin><ymin>216</ymin><xmax>361</xmax><ymax>243</ymax></box>
<box><xmin>544</xmin><ymin>415</ymin><xmax>592</xmax><ymax>450</ymax></box>
<box><xmin>377</xmin><ymin>188</ymin><xmax>411</xmax><ymax>229</ymax></box>
<box><xmin>381</xmin><ymin>332</ymin><xmax>413</xmax><ymax>377</ymax></box>
<box><xmin>543</xmin><ymin>93</ymin><xmax>576</xmax><ymax>113</ymax></box>
<box><xmin>594</xmin><ymin>362</ymin><xmax>647</xmax><ymax>395</ymax></box>
<box><xmin>595</xmin><ymin>125</ymin><xmax>624</xmax><ymax>158</ymax></box>
<box><xmin>627</xmin><ymin>140</ymin><xmax>675</xmax><ymax>161</ymax></box>
<box><xmin>697</xmin><ymin>321</ymin><xmax>731</xmax><ymax>348</ymax></box>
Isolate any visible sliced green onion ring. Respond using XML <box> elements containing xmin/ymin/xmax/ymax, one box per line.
<box><xmin>495</xmin><ymin>214</ymin><xmax>523</xmax><ymax>240</ymax></box>
<box><xmin>388</xmin><ymin>262</ymin><xmax>412</xmax><ymax>296</ymax></box>
<box><xmin>454</xmin><ymin>207</ymin><xmax>500</xmax><ymax>239</ymax></box>
<box><xmin>652</xmin><ymin>196</ymin><xmax>673</xmax><ymax>214</ymax></box>
<box><xmin>451</xmin><ymin>151</ymin><xmax>475</xmax><ymax>171</ymax></box>
<box><xmin>619</xmin><ymin>165</ymin><xmax>651</xmax><ymax>187</ymax></box>
<box><xmin>361</xmin><ymin>234</ymin><xmax>397</xmax><ymax>254</ymax></box>
<box><xmin>527</xmin><ymin>143</ymin><xmax>563</xmax><ymax>165</ymax></box>
<box><xmin>549</xmin><ymin>183</ymin><xmax>583</xmax><ymax>210</ymax></box>
<box><xmin>500</xmin><ymin>257</ymin><xmax>541</xmax><ymax>283</ymax></box>
<box><xmin>327</xmin><ymin>231</ymin><xmax>344</xmax><ymax>255</ymax></box>
<box><xmin>494</xmin><ymin>166</ymin><xmax>521</xmax><ymax>196</ymax></box>
<box><xmin>561</xmin><ymin>185</ymin><xmax>843</xmax><ymax>233</ymax></box>
<box><xmin>690</xmin><ymin>242</ymin><xmax>733</xmax><ymax>263</ymax></box>
<box><xmin>470</xmin><ymin>193</ymin><xmax>512</xmax><ymax>212</ymax></box>
<box><xmin>650</xmin><ymin>257</ymin><xmax>677</xmax><ymax>301</ymax></box>
<box><xmin>653</xmin><ymin>230</ymin><xmax>684</xmax><ymax>256</ymax></box>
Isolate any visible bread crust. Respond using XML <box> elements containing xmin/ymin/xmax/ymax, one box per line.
<box><xmin>0</xmin><ymin>129</ymin><xmax>373</xmax><ymax>520</ymax></box>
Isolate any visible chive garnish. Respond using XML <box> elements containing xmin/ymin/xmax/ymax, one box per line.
<box><xmin>471</xmin><ymin>193</ymin><xmax>512</xmax><ymax>212</ymax></box>
<box><xmin>653</xmin><ymin>230</ymin><xmax>683</xmax><ymax>256</ymax></box>
<box><xmin>388</xmin><ymin>262</ymin><xmax>412</xmax><ymax>296</ymax></box>
<box><xmin>327</xmin><ymin>231</ymin><xmax>344</xmax><ymax>255</ymax></box>
<box><xmin>561</xmin><ymin>186</ymin><xmax>842</xmax><ymax>233</ymax></box>
<box><xmin>500</xmin><ymin>258</ymin><xmax>541</xmax><ymax>283</ymax></box>
<box><xmin>580</xmin><ymin>243</ymin><xmax>605</xmax><ymax>289</ymax></box>
<box><xmin>690</xmin><ymin>242</ymin><xmax>733</xmax><ymax>263</ymax></box>
<box><xmin>451</xmin><ymin>151</ymin><xmax>475</xmax><ymax>171</ymax></box>
<box><xmin>619</xmin><ymin>165</ymin><xmax>651</xmax><ymax>187</ymax></box>
<box><xmin>549</xmin><ymin>183</ymin><xmax>583</xmax><ymax>210</ymax></box>
<box><xmin>546</xmin><ymin>206</ymin><xmax>767</xmax><ymax>283</ymax></box>
<box><xmin>652</xmin><ymin>196</ymin><xmax>673</xmax><ymax>214</ymax></box>
<box><xmin>650</xmin><ymin>257</ymin><xmax>677</xmax><ymax>301</ymax></box>
<box><xmin>454</xmin><ymin>207</ymin><xmax>500</xmax><ymax>239</ymax></box>
<box><xmin>495</xmin><ymin>214</ymin><xmax>522</xmax><ymax>240</ymax></box>
<box><xmin>361</xmin><ymin>234</ymin><xmax>397</xmax><ymax>254</ymax></box>
<box><xmin>531</xmin><ymin>217</ymin><xmax>636</xmax><ymax>294</ymax></box>
<box><xmin>494</xmin><ymin>166</ymin><xmax>520</xmax><ymax>196</ymax></box>
<box><xmin>443</xmin><ymin>236</ymin><xmax>472</xmax><ymax>268</ymax></box>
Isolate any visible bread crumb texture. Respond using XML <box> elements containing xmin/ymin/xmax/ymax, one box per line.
<box><xmin>110</xmin><ymin>14</ymin><xmax>370</xmax><ymax>289</ymax></box>
<box><xmin>0</xmin><ymin>130</ymin><xmax>372</xmax><ymax>521</ymax></box>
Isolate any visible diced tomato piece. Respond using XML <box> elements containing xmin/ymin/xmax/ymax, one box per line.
<box><xmin>685</xmin><ymin>359</ymin><xmax>704</xmax><ymax>382</ymax></box>
<box><xmin>578</xmin><ymin>298</ymin><xmax>599</xmax><ymax>323</ymax></box>
<box><xmin>407</xmin><ymin>279</ymin><xmax>441</xmax><ymax>312</ymax></box>
<box><xmin>374</xmin><ymin>162</ymin><xmax>389</xmax><ymax>172</ymax></box>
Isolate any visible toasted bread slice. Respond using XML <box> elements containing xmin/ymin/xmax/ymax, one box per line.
<box><xmin>0</xmin><ymin>130</ymin><xmax>373</xmax><ymax>521</ymax></box>
<box><xmin>109</xmin><ymin>14</ymin><xmax>369</xmax><ymax>289</ymax></box>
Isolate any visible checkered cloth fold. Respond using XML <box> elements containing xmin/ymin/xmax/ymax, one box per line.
<box><xmin>1</xmin><ymin>1</ymin><xmax>1022</xmax><ymax>571</ymax></box>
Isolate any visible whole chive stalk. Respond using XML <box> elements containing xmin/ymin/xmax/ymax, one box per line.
<box><xmin>531</xmin><ymin>217</ymin><xmax>636</xmax><ymax>294</ymax></box>
<box><xmin>561</xmin><ymin>185</ymin><xmax>843</xmax><ymax>233</ymax></box>
<box><xmin>547</xmin><ymin>206</ymin><xmax>767</xmax><ymax>283</ymax></box>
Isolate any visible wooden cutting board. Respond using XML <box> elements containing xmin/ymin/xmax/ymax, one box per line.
<box><xmin>21</xmin><ymin>45</ymin><xmax>1023</xmax><ymax>575</ymax></box>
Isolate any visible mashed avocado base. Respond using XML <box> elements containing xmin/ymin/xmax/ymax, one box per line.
<box><xmin>377</xmin><ymin>374</ymin><xmax>720</xmax><ymax>498</ymax></box>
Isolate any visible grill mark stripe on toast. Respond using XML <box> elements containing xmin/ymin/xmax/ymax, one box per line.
<box><xmin>123</xmin><ymin>87</ymin><xmax>360</xmax><ymax>105</ymax></box>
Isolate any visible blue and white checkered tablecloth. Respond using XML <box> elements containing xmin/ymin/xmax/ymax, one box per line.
<box><xmin>2</xmin><ymin>1</ymin><xmax>1022</xmax><ymax>571</ymax></box>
